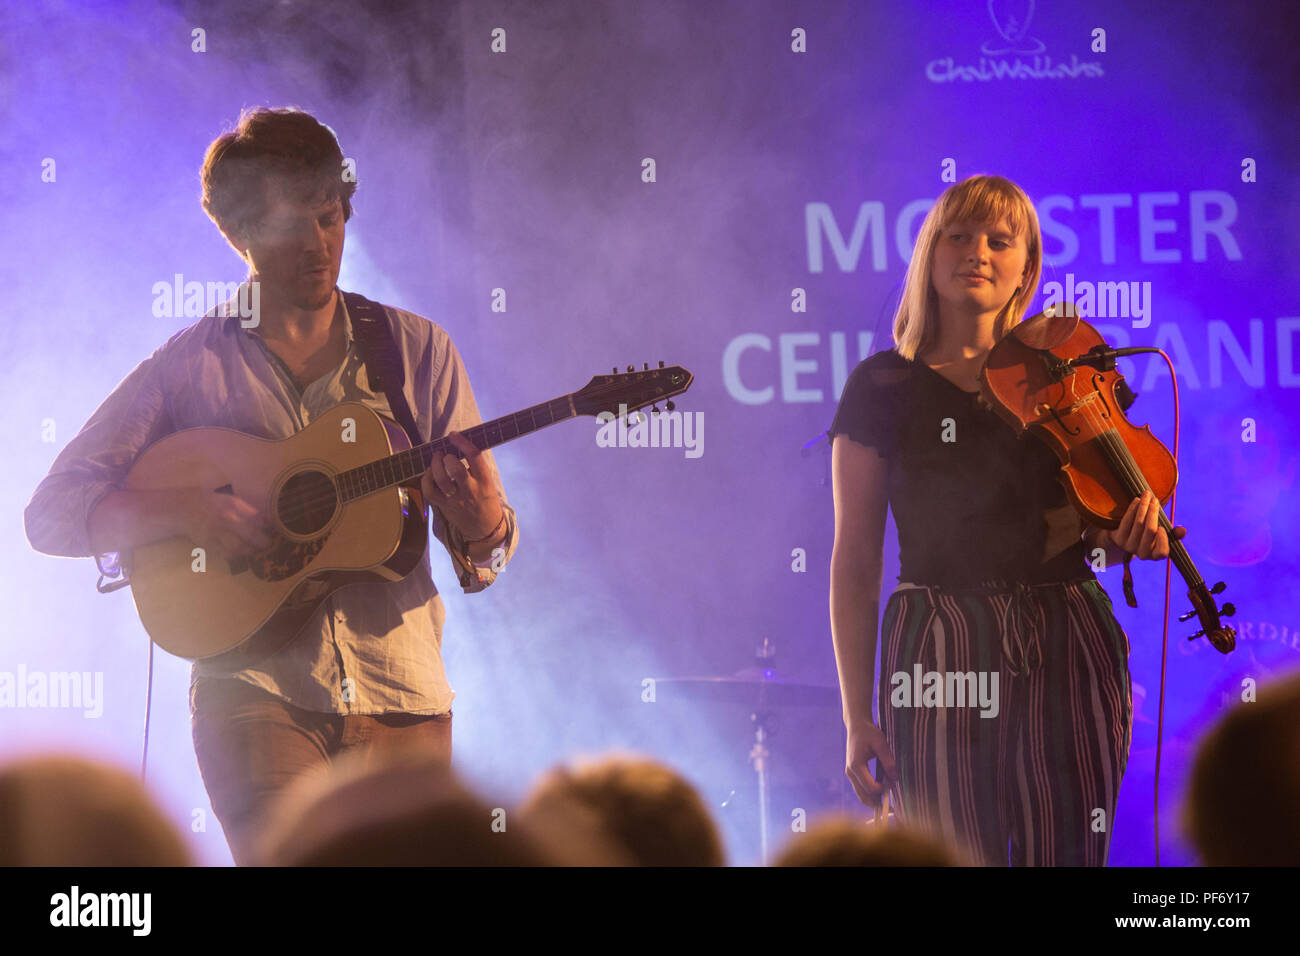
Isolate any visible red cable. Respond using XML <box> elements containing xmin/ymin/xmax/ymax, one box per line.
<box><xmin>1151</xmin><ymin>348</ymin><xmax>1180</xmax><ymax>868</ymax></box>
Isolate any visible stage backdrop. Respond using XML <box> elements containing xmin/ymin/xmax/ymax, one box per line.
<box><xmin>2</xmin><ymin>0</ymin><xmax>1297</xmax><ymax>865</ymax></box>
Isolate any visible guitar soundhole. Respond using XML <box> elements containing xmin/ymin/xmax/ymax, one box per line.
<box><xmin>277</xmin><ymin>469</ymin><xmax>339</xmax><ymax>535</ymax></box>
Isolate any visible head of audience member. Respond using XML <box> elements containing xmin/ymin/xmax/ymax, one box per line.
<box><xmin>0</xmin><ymin>752</ymin><xmax>192</xmax><ymax>866</ymax></box>
<box><xmin>256</xmin><ymin>746</ymin><xmax>620</xmax><ymax>866</ymax></box>
<box><xmin>520</xmin><ymin>751</ymin><xmax>726</xmax><ymax>866</ymax></box>
<box><xmin>773</xmin><ymin>815</ymin><xmax>965</xmax><ymax>866</ymax></box>
<box><xmin>1183</xmin><ymin>671</ymin><xmax>1300</xmax><ymax>866</ymax></box>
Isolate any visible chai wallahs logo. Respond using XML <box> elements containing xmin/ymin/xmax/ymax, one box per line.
<box><xmin>926</xmin><ymin>0</ymin><xmax>1104</xmax><ymax>83</ymax></box>
<box><xmin>983</xmin><ymin>0</ymin><xmax>1045</xmax><ymax>55</ymax></box>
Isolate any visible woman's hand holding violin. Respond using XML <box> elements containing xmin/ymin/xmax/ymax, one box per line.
<box><xmin>1103</xmin><ymin>490</ymin><xmax>1187</xmax><ymax>560</ymax></box>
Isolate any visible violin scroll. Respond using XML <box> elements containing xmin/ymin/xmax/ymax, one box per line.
<box><xmin>1183</xmin><ymin>580</ymin><xmax>1237</xmax><ymax>654</ymax></box>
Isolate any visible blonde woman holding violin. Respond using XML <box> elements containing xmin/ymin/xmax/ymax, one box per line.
<box><xmin>828</xmin><ymin>175</ymin><xmax>1184</xmax><ymax>866</ymax></box>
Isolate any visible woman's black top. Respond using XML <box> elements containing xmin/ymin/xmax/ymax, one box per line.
<box><xmin>828</xmin><ymin>348</ymin><xmax>1097</xmax><ymax>587</ymax></box>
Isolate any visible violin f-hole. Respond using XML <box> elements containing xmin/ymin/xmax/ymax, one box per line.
<box><xmin>1046</xmin><ymin>403</ymin><xmax>1082</xmax><ymax>436</ymax></box>
<box><xmin>1089</xmin><ymin>373</ymin><xmax>1114</xmax><ymax>421</ymax></box>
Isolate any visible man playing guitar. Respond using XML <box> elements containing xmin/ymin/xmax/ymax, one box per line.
<box><xmin>24</xmin><ymin>107</ymin><xmax>518</xmax><ymax>865</ymax></box>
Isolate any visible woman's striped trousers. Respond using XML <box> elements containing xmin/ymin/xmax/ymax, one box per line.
<box><xmin>877</xmin><ymin>577</ymin><xmax>1133</xmax><ymax>866</ymax></box>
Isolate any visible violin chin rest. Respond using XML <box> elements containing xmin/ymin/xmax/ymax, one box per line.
<box><xmin>1013</xmin><ymin>306</ymin><xmax>1080</xmax><ymax>351</ymax></box>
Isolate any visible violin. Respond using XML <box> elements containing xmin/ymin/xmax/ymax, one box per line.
<box><xmin>977</xmin><ymin>303</ymin><xmax>1237</xmax><ymax>654</ymax></box>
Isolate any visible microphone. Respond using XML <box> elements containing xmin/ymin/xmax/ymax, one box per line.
<box><xmin>1064</xmin><ymin>344</ymin><xmax>1160</xmax><ymax>371</ymax></box>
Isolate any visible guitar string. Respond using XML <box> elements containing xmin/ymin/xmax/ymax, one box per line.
<box><xmin>270</xmin><ymin>385</ymin><xmax>640</xmax><ymax>525</ymax></box>
<box><xmin>273</xmin><ymin>414</ymin><xmax>547</xmax><ymax>526</ymax></box>
<box><xmin>275</xmin><ymin>436</ymin><xmax>450</xmax><ymax>525</ymax></box>
<box><xmin>274</xmin><ymin>377</ymin><xmax>676</xmax><ymax>523</ymax></box>
<box><xmin>268</xmin><ymin>393</ymin><xmax>578</xmax><ymax>524</ymax></box>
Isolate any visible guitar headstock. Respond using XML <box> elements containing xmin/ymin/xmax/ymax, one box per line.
<box><xmin>574</xmin><ymin>363</ymin><xmax>694</xmax><ymax>417</ymax></box>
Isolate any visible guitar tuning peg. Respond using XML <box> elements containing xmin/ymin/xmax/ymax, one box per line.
<box><xmin>666</xmin><ymin>400</ymin><xmax>675</xmax><ymax>412</ymax></box>
<box><xmin>658</xmin><ymin>360</ymin><xmax>665</xmax><ymax>368</ymax></box>
<box><xmin>1221</xmin><ymin>603</ymin><xmax>1236</xmax><ymax>617</ymax></box>
<box><xmin>1211</xmin><ymin>581</ymin><xmax>1227</xmax><ymax>594</ymax></box>
<box><xmin>650</xmin><ymin>404</ymin><xmax>660</xmax><ymax>415</ymax></box>
<box><xmin>1178</xmin><ymin>609</ymin><xmax>1196</xmax><ymax>623</ymax></box>
<box><xmin>612</xmin><ymin>367</ymin><xmax>618</xmax><ymax>374</ymax></box>
<box><xmin>643</xmin><ymin>362</ymin><xmax>649</xmax><ymax>371</ymax></box>
<box><xmin>627</xmin><ymin>365</ymin><xmax>634</xmax><ymax>373</ymax></box>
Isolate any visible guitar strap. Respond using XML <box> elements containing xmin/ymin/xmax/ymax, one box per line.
<box><xmin>342</xmin><ymin>291</ymin><xmax>425</xmax><ymax>448</ymax></box>
<box><xmin>344</xmin><ymin>290</ymin><xmax>482</xmax><ymax>590</ymax></box>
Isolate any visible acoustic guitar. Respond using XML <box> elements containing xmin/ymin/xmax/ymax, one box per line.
<box><xmin>118</xmin><ymin>363</ymin><xmax>692</xmax><ymax>666</ymax></box>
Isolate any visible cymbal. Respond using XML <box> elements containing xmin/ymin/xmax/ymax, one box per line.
<box><xmin>651</xmin><ymin>668</ymin><xmax>839</xmax><ymax>708</ymax></box>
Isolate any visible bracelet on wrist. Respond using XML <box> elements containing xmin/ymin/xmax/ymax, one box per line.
<box><xmin>463</xmin><ymin>509</ymin><xmax>507</xmax><ymax>546</ymax></box>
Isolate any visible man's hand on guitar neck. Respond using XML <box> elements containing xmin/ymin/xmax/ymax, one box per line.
<box><xmin>421</xmin><ymin>431</ymin><xmax>508</xmax><ymax>562</ymax></box>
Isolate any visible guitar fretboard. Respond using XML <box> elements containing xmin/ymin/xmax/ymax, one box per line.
<box><xmin>335</xmin><ymin>394</ymin><xmax>576</xmax><ymax>502</ymax></box>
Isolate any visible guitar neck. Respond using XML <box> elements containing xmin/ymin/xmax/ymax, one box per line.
<box><xmin>336</xmin><ymin>393</ymin><xmax>578</xmax><ymax>502</ymax></box>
